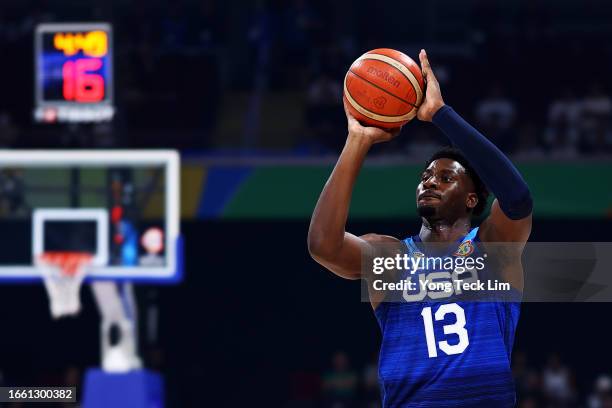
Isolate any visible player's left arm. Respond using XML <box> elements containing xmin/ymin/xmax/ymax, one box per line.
<box><xmin>417</xmin><ymin>49</ymin><xmax>532</xmax><ymax>287</ymax></box>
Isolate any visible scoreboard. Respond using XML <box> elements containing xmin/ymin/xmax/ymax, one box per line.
<box><xmin>34</xmin><ymin>23</ymin><xmax>114</xmax><ymax>123</ymax></box>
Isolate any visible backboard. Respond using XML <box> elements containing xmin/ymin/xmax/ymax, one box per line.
<box><xmin>0</xmin><ymin>150</ymin><xmax>181</xmax><ymax>282</ymax></box>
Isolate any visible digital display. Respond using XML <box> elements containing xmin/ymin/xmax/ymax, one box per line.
<box><xmin>34</xmin><ymin>23</ymin><xmax>114</xmax><ymax>123</ymax></box>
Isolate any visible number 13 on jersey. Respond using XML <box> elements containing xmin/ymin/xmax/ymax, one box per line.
<box><xmin>421</xmin><ymin>303</ymin><xmax>469</xmax><ymax>358</ymax></box>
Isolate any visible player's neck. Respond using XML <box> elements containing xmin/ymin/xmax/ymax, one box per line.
<box><xmin>419</xmin><ymin>217</ymin><xmax>471</xmax><ymax>243</ymax></box>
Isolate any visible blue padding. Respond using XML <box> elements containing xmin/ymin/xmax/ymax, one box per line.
<box><xmin>198</xmin><ymin>167</ymin><xmax>252</xmax><ymax>217</ymax></box>
<box><xmin>82</xmin><ymin>368</ymin><xmax>164</xmax><ymax>408</ymax></box>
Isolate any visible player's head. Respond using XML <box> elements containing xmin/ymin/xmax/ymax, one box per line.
<box><xmin>416</xmin><ymin>147</ymin><xmax>489</xmax><ymax>221</ymax></box>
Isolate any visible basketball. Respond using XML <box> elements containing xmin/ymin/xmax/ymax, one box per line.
<box><xmin>343</xmin><ymin>48</ymin><xmax>425</xmax><ymax>128</ymax></box>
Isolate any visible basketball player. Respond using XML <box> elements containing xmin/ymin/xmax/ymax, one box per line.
<box><xmin>308</xmin><ymin>49</ymin><xmax>532</xmax><ymax>407</ymax></box>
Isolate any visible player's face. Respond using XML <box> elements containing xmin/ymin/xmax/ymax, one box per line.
<box><xmin>416</xmin><ymin>159</ymin><xmax>477</xmax><ymax>219</ymax></box>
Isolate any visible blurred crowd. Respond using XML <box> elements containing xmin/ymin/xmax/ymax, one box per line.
<box><xmin>513</xmin><ymin>352</ymin><xmax>612</xmax><ymax>408</ymax></box>
<box><xmin>1</xmin><ymin>0</ymin><xmax>612</xmax><ymax>155</ymax></box>
<box><xmin>1</xmin><ymin>349</ymin><xmax>611</xmax><ymax>407</ymax></box>
<box><xmin>304</xmin><ymin>75</ymin><xmax>612</xmax><ymax>159</ymax></box>
<box><xmin>284</xmin><ymin>350</ymin><xmax>612</xmax><ymax>408</ymax></box>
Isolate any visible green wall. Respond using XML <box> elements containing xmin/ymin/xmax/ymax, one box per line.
<box><xmin>214</xmin><ymin>162</ymin><xmax>612</xmax><ymax>219</ymax></box>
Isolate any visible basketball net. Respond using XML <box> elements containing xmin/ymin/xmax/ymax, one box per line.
<box><xmin>37</xmin><ymin>252</ymin><xmax>92</xmax><ymax>319</ymax></box>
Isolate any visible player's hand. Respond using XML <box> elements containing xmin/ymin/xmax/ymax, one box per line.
<box><xmin>344</xmin><ymin>101</ymin><xmax>401</xmax><ymax>145</ymax></box>
<box><xmin>417</xmin><ymin>49</ymin><xmax>445</xmax><ymax>122</ymax></box>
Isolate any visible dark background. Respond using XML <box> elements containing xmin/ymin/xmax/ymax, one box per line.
<box><xmin>0</xmin><ymin>0</ymin><xmax>611</xmax><ymax>155</ymax></box>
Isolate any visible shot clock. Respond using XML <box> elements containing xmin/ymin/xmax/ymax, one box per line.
<box><xmin>34</xmin><ymin>23</ymin><xmax>115</xmax><ymax>123</ymax></box>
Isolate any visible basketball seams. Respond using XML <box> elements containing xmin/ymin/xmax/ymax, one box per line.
<box><xmin>343</xmin><ymin>49</ymin><xmax>423</xmax><ymax>126</ymax></box>
<box><xmin>363</xmin><ymin>52</ymin><xmax>421</xmax><ymax>86</ymax></box>
<box><xmin>355</xmin><ymin>58</ymin><xmax>417</xmax><ymax>103</ymax></box>
<box><xmin>343</xmin><ymin>74</ymin><xmax>417</xmax><ymax>123</ymax></box>
<box><xmin>348</xmin><ymin>68</ymin><xmax>418</xmax><ymax>109</ymax></box>
<box><xmin>357</xmin><ymin>53</ymin><xmax>423</xmax><ymax>106</ymax></box>
<box><xmin>344</xmin><ymin>90</ymin><xmax>416</xmax><ymax>123</ymax></box>
<box><xmin>344</xmin><ymin>84</ymin><xmax>417</xmax><ymax>123</ymax></box>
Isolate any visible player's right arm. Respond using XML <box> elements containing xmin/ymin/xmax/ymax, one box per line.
<box><xmin>307</xmin><ymin>105</ymin><xmax>401</xmax><ymax>280</ymax></box>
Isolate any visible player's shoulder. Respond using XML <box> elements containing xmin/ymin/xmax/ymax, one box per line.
<box><xmin>360</xmin><ymin>234</ymin><xmax>405</xmax><ymax>258</ymax></box>
<box><xmin>360</xmin><ymin>233</ymin><xmax>401</xmax><ymax>244</ymax></box>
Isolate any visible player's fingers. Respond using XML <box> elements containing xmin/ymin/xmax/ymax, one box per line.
<box><xmin>343</xmin><ymin>101</ymin><xmax>360</xmax><ymax>130</ymax></box>
<box><xmin>377</xmin><ymin>127</ymin><xmax>401</xmax><ymax>142</ymax></box>
<box><xmin>389</xmin><ymin>127</ymin><xmax>402</xmax><ymax>138</ymax></box>
<box><xmin>419</xmin><ymin>49</ymin><xmax>437</xmax><ymax>82</ymax></box>
<box><xmin>343</xmin><ymin>100</ymin><xmax>358</xmax><ymax>123</ymax></box>
<box><xmin>419</xmin><ymin>49</ymin><xmax>430</xmax><ymax>70</ymax></box>
<box><xmin>419</xmin><ymin>50</ymin><xmax>430</xmax><ymax>83</ymax></box>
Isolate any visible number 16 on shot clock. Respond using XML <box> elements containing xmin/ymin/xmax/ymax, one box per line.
<box><xmin>34</xmin><ymin>23</ymin><xmax>114</xmax><ymax>123</ymax></box>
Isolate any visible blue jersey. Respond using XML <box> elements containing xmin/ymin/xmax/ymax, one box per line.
<box><xmin>374</xmin><ymin>227</ymin><xmax>521</xmax><ymax>407</ymax></box>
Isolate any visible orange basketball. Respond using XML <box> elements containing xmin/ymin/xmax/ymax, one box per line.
<box><xmin>343</xmin><ymin>48</ymin><xmax>424</xmax><ymax>128</ymax></box>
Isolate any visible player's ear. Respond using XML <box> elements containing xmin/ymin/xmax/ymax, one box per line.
<box><xmin>466</xmin><ymin>192</ymin><xmax>478</xmax><ymax>211</ymax></box>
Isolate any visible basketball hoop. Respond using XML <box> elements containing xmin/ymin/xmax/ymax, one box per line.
<box><xmin>37</xmin><ymin>252</ymin><xmax>92</xmax><ymax>319</ymax></box>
